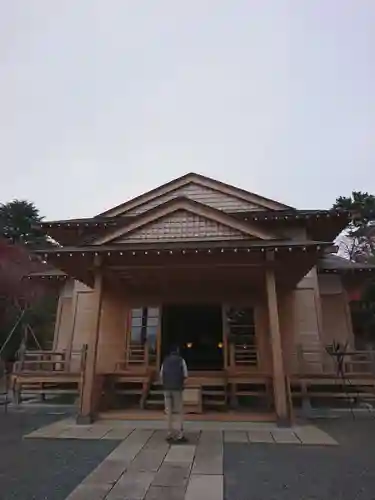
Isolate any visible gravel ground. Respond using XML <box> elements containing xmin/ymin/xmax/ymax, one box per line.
<box><xmin>0</xmin><ymin>407</ymin><xmax>119</xmax><ymax>500</ymax></box>
<box><xmin>224</xmin><ymin>417</ymin><xmax>375</xmax><ymax>500</ymax></box>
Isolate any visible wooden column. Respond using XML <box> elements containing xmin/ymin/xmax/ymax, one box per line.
<box><xmin>265</xmin><ymin>252</ymin><xmax>289</xmax><ymax>425</ymax></box>
<box><xmin>66</xmin><ymin>285</ymin><xmax>79</xmax><ymax>371</ymax></box>
<box><xmin>222</xmin><ymin>305</ymin><xmax>229</xmax><ymax>370</ymax></box>
<box><xmin>77</xmin><ymin>261</ymin><xmax>103</xmax><ymax>424</ymax></box>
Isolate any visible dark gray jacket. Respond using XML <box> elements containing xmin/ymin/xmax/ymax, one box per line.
<box><xmin>160</xmin><ymin>354</ymin><xmax>188</xmax><ymax>391</ymax></box>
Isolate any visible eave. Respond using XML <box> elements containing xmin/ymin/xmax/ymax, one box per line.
<box><xmin>35</xmin><ymin>240</ymin><xmax>335</xmax><ymax>265</ymax></box>
<box><xmin>29</xmin><ymin>239</ymin><xmax>333</xmax><ymax>290</ymax></box>
<box><xmin>36</xmin><ymin>207</ymin><xmax>349</xmax><ymax>247</ymax></box>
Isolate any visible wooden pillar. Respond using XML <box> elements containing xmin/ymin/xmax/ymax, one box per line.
<box><xmin>66</xmin><ymin>285</ymin><xmax>79</xmax><ymax>371</ymax></box>
<box><xmin>222</xmin><ymin>305</ymin><xmax>229</xmax><ymax>370</ymax></box>
<box><xmin>265</xmin><ymin>253</ymin><xmax>289</xmax><ymax>425</ymax></box>
<box><xmin>77</xmin><ymin>261</ymin><xmax>103</xmax><ymax>424</ymax></box>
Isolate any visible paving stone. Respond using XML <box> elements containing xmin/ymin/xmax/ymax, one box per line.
<box><xmin>101</xmin><ymin>427</ymin><xmax>134</xmax><ymax>440</ymax></box>
<box><xmin>58</xmin><ymin>425</ymin><xmax>111</xmax><ymax>440</ymax></box>
<box><xmin>294</xmin><ymin>425</ymin><xmax>338</xmax><ymax>446</ymax></box>
<box><xmin>152</xmin><ymin>463</ymin><xmax>191</xmax><ymax>488</ymax></box>
<box><xmin>26</xmin><ymin>427</ymin><xmax>65</xmax><ymax>439</ymax></box>
<box><xmin>144</xmin><ymin>430</ymin><xmax>169</xmax><ymax>448</ymax></box>
<box><xmin>224</xmin><ymin>430</ymin><xmax>248</xmax><ymax>443</ymax></box>
<box><xmin>247</xmin><ymin>429</ymin><xmax>274</xmax><ymax>443</ymax></box>
<box><xmin>65</xmin><ymin>483</ymin><xmax>111</xmax><ymax>500</ymax></box>
<box><xmin>271</xmin><ymin>428</ymin><xmax>301</xmax><ymax>444</ymax></box>
<box><xmin>144</xmin><ymin>485</ymin><xmax>186</xmax><ymax>500</ymax></box>
<box><xmin>185</xmin><ymin>474</ymin><xmax>223</xmax><ymax>500</ymax></box>
<box><xmin>182</xmin><ymin>431</ymin><xmax>201</xmax><ymax>445</ymax></box>
<box><xmin>128</xmin><ymin>443</ymin><xmax>169</xmax><ymax>472</ymax></box>
<box><xmin>82</xmin><ymin>459</ymin><xmax>128</xmax><ymax>485</ymax></box>
<box><xmin>26</xmin><ymin>422</ymin><xmax>68</xmax><ymax>438</ymax></box>
<box><xmin>106</xmin><ymin>471</ymin><xmax>155</xmax><ymax>500</ymax></box>
<box><xmin>25</xmin><ymin>418</ymin><xmax>75</xmax><ymax>438</ymax></box>
<box><xmin>107</xmin><ymin>429</ymin><xmax>153</xmax><ymax>463</ymax></box>
<box><xmin>192</xmin><ymin>431</ymin><xmax>223</xmax><ymax>475</ymax></box>
<box><xmin>164</xmin><ymin>444</ymin><xmax>196</xmax><ymax>464</ymax></box>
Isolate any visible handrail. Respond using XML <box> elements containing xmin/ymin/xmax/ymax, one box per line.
<box><xmin>13</xmin><ymin>348</ymin><xmax>85</xmax><ymax>374</ymax></box>
<box><xmin>293</xmin><ymin>345</ymin><xmax>375</xmax><ymax>376</ymax></box>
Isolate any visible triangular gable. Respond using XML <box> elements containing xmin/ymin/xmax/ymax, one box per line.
<box><xmin>93</xmin><ymin>199</ymin><xmax>277</xmax><ymax>245</ymax></box>
<box><xmin>98</xmin><ymin>173</ymin><xmax>293</xmax><ymax>218</ymax></box>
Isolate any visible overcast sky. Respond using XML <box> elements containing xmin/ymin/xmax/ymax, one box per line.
<box><xmin>0</xmin><ymin>1</ymin><xmax>374</xmax><ymax>220</ymax></box>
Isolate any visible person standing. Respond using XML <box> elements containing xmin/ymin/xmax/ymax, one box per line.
<box><xmin>160</xmin><ymin>346</ymin><xmax>188</xmax><ymax>442</ymax></box>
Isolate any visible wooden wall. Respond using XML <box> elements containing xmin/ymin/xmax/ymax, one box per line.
<box><xmin>319</xmin><ymin>274</ymin><xmax>354</xmax><ymax>347</ymax></box>
<box><xmin>53</xmin><ymin>280</ymin><xmax>128</xmax><ymax>374</ymax></box>
<box><xmin>53</xmin><ymin>280</ymin><xmax>74</xmax><ymax>351</ymax></box>
<box><xmin>96</xmin><ymin>289</ymin><xmax>127</xmax><ymax>373</ymax></box>
<box><xmin>116</xmin><ymin>210</ymin><xmax>247</xmax><ymax>243</ymax></box>
<box><xmin>125</xmin><ymin>183</ymin><xmax>261</xmax><ymax>215</ymax></box>
<box><xmin>50</xmin><ymin>269</ymin><xmax>355</xmax><ymax>376</ymax></box>
<box><xmin>291</xmin><ymin>268</ymin><xmax>323</xmax><ymax>369</ymax></box>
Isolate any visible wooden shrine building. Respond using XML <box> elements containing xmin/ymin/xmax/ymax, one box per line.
<box><xmin>16</xmin><ymin>173</ymin><xmax>375</xmax><ymax>424</ymax></box>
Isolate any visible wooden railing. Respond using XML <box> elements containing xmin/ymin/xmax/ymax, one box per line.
<box><xmin>229</xmin><ymin>342</ymin><xmax>258</xmax><ymax>368</ymax></box>
<box><xmin>123</xmin><ymin>341</ymin><xmax>157</xmax><ymax>370</ymax></box>
<box><xmin>13</xmin><ymin>348</ymin><xmax>85</xmax><ymax>374</ymax></box>
<box><xmin>293</xmin><ymin>345</ymin><xmax>375</xmax><ymax>377</ymax></box>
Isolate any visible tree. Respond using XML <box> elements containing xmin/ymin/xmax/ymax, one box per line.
<box><xmin>0</xmin><ymin>199</ymin><xmax>50</xmax><ymax>248</ymax></box>
<box><xmin>0</xmin><ymin>200</ymin><xmax>57</xmax><ymax>360</ymax></box>
<box><xmin>333</xmin><ymin>192</ymin><xmax>375</xmax><ymax>347</ymax></box>
<box><xmin>333</xmin><ymin>192</ymin><xmax>375</xmax><ymax>262</ymax></box>
<box><xmin>0</xmin><ymin>237</ymin><xmax>57</xmax><ymax>360</ymax></box>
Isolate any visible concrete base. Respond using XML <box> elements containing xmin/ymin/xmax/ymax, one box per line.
<box><xmin>76</xmin><ymin>414</ymin><xmax>95</xmax><ymax>425</ymax></box>
<box><xmin>276</xmin><ymin>416</ymin><xmax>292</xmax><ymax>428</ymax></box>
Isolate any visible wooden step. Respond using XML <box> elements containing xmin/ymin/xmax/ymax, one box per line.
<box><xmin>202</xmin><ymin>390</ymin><xmax>226</xmax><ymax>396</ymax></box>
<box><xmin>116</xmin><ymin>389</ymin><xmax>143</xmax><ymax>395</ymax></box>
<box><xmin>204</xmin><ymin>400</ymin><xmax>226</xmax><ymax>407</ymax></box>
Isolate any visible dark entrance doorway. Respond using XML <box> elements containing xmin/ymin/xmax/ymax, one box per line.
<box><xmin>161</xmin><ymin>304</ymin><xmax>223</xmax><ymax>371</ymax></box>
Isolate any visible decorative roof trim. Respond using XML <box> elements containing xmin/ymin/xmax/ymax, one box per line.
<box><xmin>38</xmin><ymin>208</ymin><xmax>349</xmax><ymax>230</ymax></box>
<box><xmin>35</xmin><ymin>240</ymin><xmax>333</xmax><ymax>262</ymax></box>
<box><xmin>92</xmin><ymin>198</ymin><xmax>278</xmax><ymax>245</ymax></box>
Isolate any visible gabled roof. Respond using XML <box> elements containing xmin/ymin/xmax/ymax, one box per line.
<box><xmin>97</xmin><ymin>172</ymin><xmax>293</xmax><ymax>218</ymax></box>
<box><xmin>93</xmin><ymin>197</ymin><xmax>278</xmax><ymax>245</ymax></box>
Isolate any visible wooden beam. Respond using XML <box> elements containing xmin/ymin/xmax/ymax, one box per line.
<box><xmin>77</xmin><ymin>260</ymin><xmax>103</xmax><ymax>424</ymax></box>
<box><xmin>265</xmin><ymin>252</ymin><xmax>289</xmax><ymax>425</ymax></box>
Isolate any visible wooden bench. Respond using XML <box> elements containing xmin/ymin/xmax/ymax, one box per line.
<box><xmin>227</xmin><ymin>372</ymin><xmax>273</xmax><ymax>409</ymax></box>
<box><xmin>289</xmin><ymin>374</ymin><xmax>375</xmax><ymax>409</ymax></box>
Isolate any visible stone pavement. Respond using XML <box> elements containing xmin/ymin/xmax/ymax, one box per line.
<box><xmin>24</xmin><ymin>420</ymin><xmax>337</xmax><ymax>499</ymax></box>
<box><xmin>3</xmin><ymin>408</ymin><xmax>375</xmax><ymax>500</ymax></box>
<box><xmin>26</xmin><ymin>418</ymin><xmax>338</xmax><ymax>446</ymax></box>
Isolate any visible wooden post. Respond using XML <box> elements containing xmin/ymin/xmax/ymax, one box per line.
<box><xmin>229</xmin><ymin>344</ymin><xmax>235</xmax><ymax>368</ymax></box>
<box><xmin>265</xmin><ymin>253</ymin><xmax>289</xmax><ymax>426</ymax></box>
<box><xmin>222</xmin><ymin>305</ymin><xmax>229</xmax><ymax>370</ymax></box>
<box><xmin>156</xmin><ymin>306</ymin><xmax>162</xmax><ymax>370</ymax></box>
<box><xmin>66</xmin><ymin>287</ymin><xmax>79</xmax><ymax>372</ymax></box>
<box><xmin>77</xmin><ymin>260</ymin><xmax>103</xmax><ymax>424</ymax></box>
